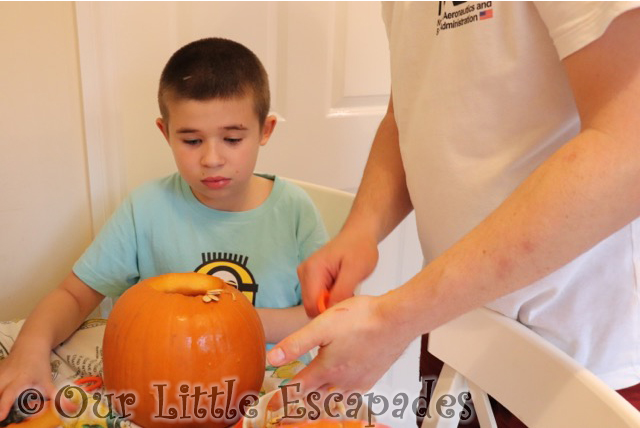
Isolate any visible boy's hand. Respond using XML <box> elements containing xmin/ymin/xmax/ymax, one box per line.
<box><xmin>0</xmin><ymin>273</ymin><xmax>104</xmax><ymax>422</ymax></box>
<box><xmin>0</xmin><ymin>348</ymin><xmax>56</xmax><ymax>421</ymax></box>
<box><xmin>298</xmin><ymin>230</ymin><xmax>379</xmax><ymax>318</ymax></box>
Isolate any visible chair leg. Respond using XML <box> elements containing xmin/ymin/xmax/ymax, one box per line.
<box><xmin>467</xmin><ymin>380</ymin><xmax>497</xmax><ymax>428</ymax></box>
<box><xmin>421</xmin><ymin>364</ymin><xmax>467</xmax><ymax>428</ymax></box>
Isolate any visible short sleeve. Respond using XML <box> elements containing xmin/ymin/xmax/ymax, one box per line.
<box><xmin>534</xmin><ymin>1</ymin><xmax>640</xmax><ymax>59</ymax></box>
<box><xmin>381</xmin><ymin>1</ymin><xmax>395</xmax><ymax>40</ymax></box>
<box><xmin>296</xmin><ymin>196</ymin><xmax>329</xmax><ymax>264</ymax></box>
<box><xmin>73</xmin><ymin>196</ymin><xmax>140</xmax><ymax>297</ymax></box>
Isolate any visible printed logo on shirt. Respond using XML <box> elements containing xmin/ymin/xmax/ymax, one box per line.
<box><xmin>195</xmin><ymin>252</ymin><xmax>258</xmax><ymax>305</ymax></box>
<box><xmin>436</xmin><ymin>1</ymin><xmax>494</xmax><ymax>35</ymax></box>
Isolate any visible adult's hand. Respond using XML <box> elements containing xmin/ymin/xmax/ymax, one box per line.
<box><xmin>299</xmin><ymin>95</ymin><xmax>412</xmax><ymax>318</ymax></box>
<box><xmin>298</xmin><ymin>230</ymin><xmax>379</xmax><ymax>317</ymax></box>
<box><xmin>267</xmin><ymin>294</ymin><xmax>414</xmax><ymax>395</ymax></box>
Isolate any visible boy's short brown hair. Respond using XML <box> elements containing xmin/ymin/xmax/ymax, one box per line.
<box><xmin>158</xmin><ymin>37</ymin><xmax>270</xmax><ymax>126</ymax></box>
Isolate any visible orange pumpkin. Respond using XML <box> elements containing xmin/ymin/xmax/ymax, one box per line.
<box><xmin>3</xmin><ymin>404</ymin><xmax>62</xmax><ymax>428</ymax></box>
<box><xmin>103</xmin><ymin>272</ymin><xmax>265</xmax><ymax>428</ymax></box>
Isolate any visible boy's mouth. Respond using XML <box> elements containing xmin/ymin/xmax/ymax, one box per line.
<box><xmin>202</xmin><ymin>176</ymin><xmax>231</xmax><ymax>189</ymax></box>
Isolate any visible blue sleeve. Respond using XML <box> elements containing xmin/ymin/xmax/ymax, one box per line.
<box><xmin>296</xmin><ymin>193</ymin><xmax>329</xmax><ymax>264</ymax></box>
<box><xmin>72</xmin><ymin>196</ymin><xmax>140</xmax><ymax>297</ymax></box>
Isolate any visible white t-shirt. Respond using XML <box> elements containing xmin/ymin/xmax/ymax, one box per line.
<box><xmin>383</xmin><ymin>1</ymin><xmax>640</xmax><ymax>389</ymax></box>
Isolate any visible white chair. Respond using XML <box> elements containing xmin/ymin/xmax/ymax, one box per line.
<box><xmin>283</xmin><ymin>177</ymin><xmax>355</xmax><ymax>239</ymax></box>
<box><xmin>422</xmin><ymin>307</ymin><xmax>640</xmax><ymax>428</ymax></box>
<box><xmin>274</xmin><ymin>179</ymin><xmax>640</xmax><ymax>427</ymax></box>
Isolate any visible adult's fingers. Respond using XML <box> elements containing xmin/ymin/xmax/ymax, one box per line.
<box><xmin>298</xmin><ymin>258</ymin><xmax>335</xmax><ymax>318</ymax></box>
<box><xmin>327</xmin><ymin>264</ymin><xmax>365</xmax><ymax>307</ymax></box>
<box><xmin>328</xmin><ymin>240</ymin><xmax>378</xmax><ymax>308</ymax></box>
<box><xmin>267</xmin><ymin>318</ymin><xmax>327</xmax><ymax>368</ymax></box>
<box><xmin>288</xmin><ymin>360</ymin><xmax>338</xmax><ymax>400</ymax></box>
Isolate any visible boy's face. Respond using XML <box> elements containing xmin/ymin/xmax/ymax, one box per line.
<box><xmin>156</xmin><ymin>95</ymin><xmax>276</xmax><ymax>211</ymax></box>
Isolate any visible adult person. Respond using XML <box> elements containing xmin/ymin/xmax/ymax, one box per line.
<box><xmin>267</xmin><ymin>0</ymin><xmax>640</xmax><ymax>420</ymax></box>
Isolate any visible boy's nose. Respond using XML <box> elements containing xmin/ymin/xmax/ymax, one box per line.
<box><xmin>201</xmin><ymin>144</ymin><xmax>224</xmax><ymax>168</ymax></box>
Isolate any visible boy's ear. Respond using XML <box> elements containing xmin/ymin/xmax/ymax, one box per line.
<box><xmin>259</xmin><ymin>115</ymin><xmax>277</xmax><ymax>146</ymax></box>
<box><xmin>156</xmin><ymin>117</ymin><xmax>170</xmax><ymax>142</ymax></box>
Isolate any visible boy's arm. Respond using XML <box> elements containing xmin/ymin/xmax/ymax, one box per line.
<box><xmin>256</xmin><ymin>306</ymin><xmax>310</xmax><ymax>344</ymax></box>
<box><xmin>0</xmin><ymin>272</ymin><xmax>104</xmax><ymax>419</ymax></box>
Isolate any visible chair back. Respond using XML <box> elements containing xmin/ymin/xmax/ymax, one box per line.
<box><xmin>422</xmin><ymin>307</ymin><xmax>640</xmax><ymax>428</ymax></box>
<box><xmin>283</xmin><ymin>177</ymin><xmax>355</xmax><ymax>239</ymax></box>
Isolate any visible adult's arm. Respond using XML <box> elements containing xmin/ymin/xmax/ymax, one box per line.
<box><xmin>269</xmin><ymin>8</ymin><xmax>640</xmax><ymax>393</ymax></box>
<box><xmin>299</xmin><ymin>96</ymin><xmax>414</xmax><ymax>316</ymax></box>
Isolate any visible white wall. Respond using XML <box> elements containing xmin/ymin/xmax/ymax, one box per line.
<box><xmin>0</xmin><ymin>2</ymin><xmax>93</xmax><ymax>321</ymax></box>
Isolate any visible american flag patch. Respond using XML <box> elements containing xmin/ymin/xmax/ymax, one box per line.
<box><xmin>479</xmin><ymin>9</ymin><xmax>493</xmax><ymax>20</ymax></box>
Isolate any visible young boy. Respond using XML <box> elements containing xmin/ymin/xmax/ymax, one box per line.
<box><xmin>0</xmin><ymin>37</ymin><xmax>327</xmax><ymax>420</ymax></box>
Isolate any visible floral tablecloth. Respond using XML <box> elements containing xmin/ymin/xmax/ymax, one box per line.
<box><xmin>0</xmin><ymin>319</ymin><xmax>304</xmax><ymax>428</ymax></box>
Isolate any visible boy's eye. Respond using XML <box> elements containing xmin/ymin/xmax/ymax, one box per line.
<box><xmin>225</xmin><ymin>138</ymin><xmax>242</xmax><ymax>144</ymax></box>
<box><xmin>183</xmin><ymin>139</ymin><xmax>201</xmax><ymax>145</ymax></box>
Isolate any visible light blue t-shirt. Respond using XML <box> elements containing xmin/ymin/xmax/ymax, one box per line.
<box><xmin>73</xmin><ymin>173</ymin><xmax>328</xmax><ymax>314</ymax></box>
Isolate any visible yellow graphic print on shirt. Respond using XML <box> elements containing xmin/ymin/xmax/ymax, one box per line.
<box><xmin>195</xmin><ymin>252</ymin><xmax>258</xmax><ymax>305</ymax></box>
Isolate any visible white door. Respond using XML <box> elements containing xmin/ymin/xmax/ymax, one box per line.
<box><xmin>76</xmin><ymin>3</ymin><xmax>422</xmax><ymax>426</ymax></box>
<box><xmin>75</xmin><ymin>2</ymin><xmax>395</xmax><ymax>220</ymax></box>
